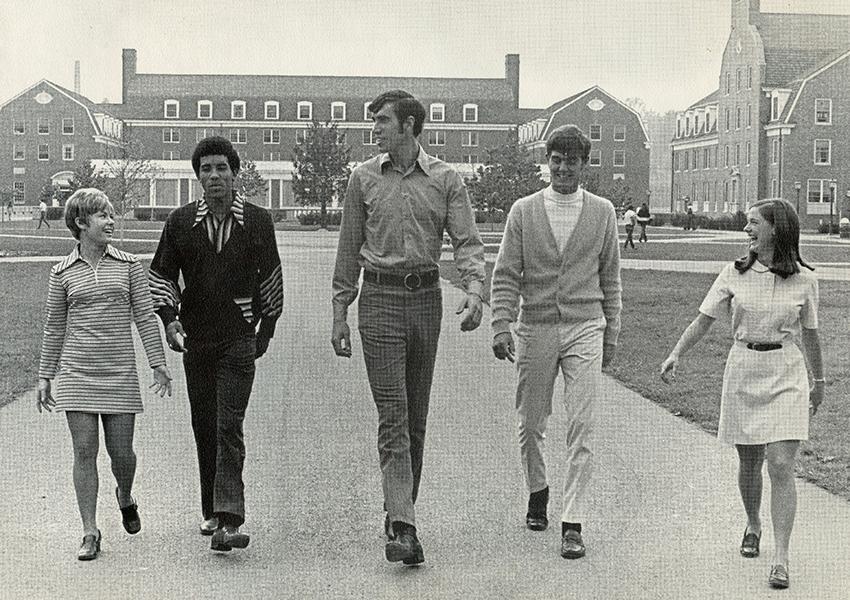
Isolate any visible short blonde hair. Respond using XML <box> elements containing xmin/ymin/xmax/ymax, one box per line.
<box><xmin>64</xmin><ymin>188</ymin><xmax>113</xmax><ymax>240</ymax></box>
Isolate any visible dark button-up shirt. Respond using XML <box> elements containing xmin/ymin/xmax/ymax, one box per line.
<box><xmin>332</xmin><ymin>146</ymin><xmax>485</xmax><ymax>319</ymax></box>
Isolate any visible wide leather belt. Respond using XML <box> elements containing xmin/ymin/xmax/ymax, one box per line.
<box><xmin>745</xmin><ymin>342</ymin><xmax>783</xmax><ymax>352</ymax></box>
<box><xmin>363</xmin><ymin>269</ymin><xmax>439</xmax><ymax>291</ymax></box>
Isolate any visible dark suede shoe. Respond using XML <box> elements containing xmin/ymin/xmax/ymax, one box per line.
<box><xmin>385</xmin><ymin>525</ymin><xmax>424</xmax><ymax>565</ymax></box>
<box><xmin>560</xmin><ymin>529</ymin><xmax>586</xmax><ymax>559</ymax></box>
<box><xmin>211</xmin><ymin>526</ymin><xmax>250</xmax><ymax>552</ymax></box>
<box><xmin>116</xmin><ymin>487</ymin><xmax>141</xmax><ymax>535</ymax></box>
<box><xmin>526</xmin><ymin>487</ymin><xmax>549</xmax><ymax>531</ymax></box>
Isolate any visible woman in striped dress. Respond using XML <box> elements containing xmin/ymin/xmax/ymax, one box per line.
<box><xmin>36</xmin><ymin>188</ymin><xmax>172</xmax><ymax>561</ymax></box>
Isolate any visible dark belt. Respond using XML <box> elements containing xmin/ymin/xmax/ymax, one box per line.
<box><xmin>363</xmin><ymin>269</ymin><xmax>439</xmax><ymax>291</ymax></box>
<box><xmin>746</xmin><ymin>342</ymin><xmax>783</xmax><ymax>352</ymax></box>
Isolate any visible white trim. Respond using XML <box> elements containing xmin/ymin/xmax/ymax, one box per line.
<box><xmin>297</xmin><ymin>101</ymin><xmax>312</xmax><ymax>120</ymax></box>
<box><xmin>462</xmin><ymin>103</ymin><xmax>478</xmax><ymax>123</ymax></box>
<box><xmin>427</xmin><ymin>130</ymin><xmax>446</xmax><ymax>146</ymax></box>
<box><xmin>120</xmin><ymin>119</ymin><xmax>516</xmax><ymax>131</ymax></box>
<box><xmin>198</xmin><ymin>100</ymin><xmax>213</xmax><ymax>119</ymax></box>
<box><xmin>813</xmin><ymin>139</ymin><xmax>831</xmax><ymax>165</ymax></box>
<box><xmin>814</xmin><ymin>98</ymin><xmax>832</xmax><ymax>125</ymax></box>
<box><xmin>264</xmin><ymin>101</ymin><xmax>279</xmax><ymax>120</ymax></box>
<box><xmin>613</xmin><ymin>150</ymin><xmax>625</xmax><ymax>167</ymax></box>
<box><xmin>363</xmin><ymin>101</ymin><xmax>371</xmax><ymax>121</ymax></box>
<box><xmin>670</xmin><ymin>136</ymin><xmax>718</xmax><ymax>151</ymax></box>
<box><xmin>164</xmin><ymin>99</ymin><xmax>179</xmax><ymax>119</ymax></box>
<box><xmin>784</xmin><ymin>50</ymin><xmax>850</xmax><ymax>123</ymax></box>
<box><xmin>331</xmin><ymin>101</ymin><xmax>346</xmax><ymax>121</ymax></box>
<box><xmin>589</xmin><ymin>149</ymin><xmax>601</xmax><ymax>167</ymax></box>
<box><xmin>263</xmin><ymin>128</ymin><xmax>281</xmax><ymax>144</ymax></box>
<box><xmin>231</xmin><ymin>100</ymin><xmax>246</xmax><ymax>120</ymax></box>
<box><xmin>62</xmin><ymin>117</ymin><xmax>75</xmax><ymax>135</ymax></box>
<box><xmin>429</xmin><ymin>103</ymin><xmax>445</xmax><ymax>122</ymax></box>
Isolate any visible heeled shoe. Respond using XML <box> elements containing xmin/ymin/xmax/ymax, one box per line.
<box><xmin>116</xmin><ymin>487</ymin><xmax>141</xmax><ymax>534</ymax></box>
<box><xmin>77</xmin><ymin>530</ymin><xmax>101</xmax><ymax>561</ymax></box>
<box><xmin>740</xmin><ymin>528</ymin><xmax>760</xmax><ymax>558</ymax></box>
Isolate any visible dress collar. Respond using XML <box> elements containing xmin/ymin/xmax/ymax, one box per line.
<box><xmin>193</xmin><ymin>192</ymin><xmax>245</xmax><ymax>228</ymax></box>
<box><xmin>55</xmin><ymin>244</ymin><xmax>135</xmax><ymax>273</ymax></box>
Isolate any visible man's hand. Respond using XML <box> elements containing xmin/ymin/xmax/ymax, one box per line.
<box><xmin>255</xmin><ymin>333</ymin><xmax>271</xmax><ymax>359</ymax></box>
<box><xmin>456</xmin><ymin>292</ymin><xmax>483</xmax><ymax>332</ymax></box>
<box><xmin>165</xmin><ymin>321</ymin><xmax>187</xmax><ymax>353</ymax></box>
<box><xmin>602</xmin><ymin>343</ymin><xmax>616</xmax><ymax>370</ymax></box>
<box><xmin>492</xmin><ymin>332</ymin><xmax>515</xmax><ymax>362</ymax></box>
<box><xmin>331</xmin><ymin>319</ymin><xmax>352</xmax><ymax>358</ymax></box>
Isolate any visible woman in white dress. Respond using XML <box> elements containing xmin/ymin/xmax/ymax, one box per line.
<box><xmin>660</xmin><ymin>199</ymin><xmax>824</xmax><ymax>590</ymax></box>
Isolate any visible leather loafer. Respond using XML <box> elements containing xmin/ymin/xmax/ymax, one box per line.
<box><xmin>116</xmin><ymin>487</ymin><xmax>141</xmax><ymax>535</ymax></box>
<box><xmin>560</xmin><ymin>529</ymin><xmax>586</xmax><ymax>559</ymax></box>
<box><xmin>769</xmin><ymin>564</ymin><xmax>790</xmax><ymax>589</ymax></box>
<box><xmin>385</xmin><ymin>527</ymin><xmax>424</xmax><ymax>565</ymax></box>
<box><xmin>740</xmin><ymin>528</ymin><xmax>760</xmax><ymax>558</ymax></box>
<box><xmin>211</xmin><ymin>526</ymin><xmax>250</xmax><ymax>552</ymax></box>
<box><xmin>200</xmin><ymin>517</ymin><xmax>219</xmax><ymax>536</ymax></box>
<box><xmin>77</xmin><ymin>530</ymin><xmax>101</xmax><ymax>561</ymax></box>
<box><xmin>526</xmin><ymin>513</ymin><xmax>548</xmax><ymax>531</ymax></box>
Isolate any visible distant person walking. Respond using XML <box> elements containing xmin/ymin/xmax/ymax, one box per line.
<box><xmin>332</xmin><ymin>89</ymin><xmax>485</xmax><ymax>566</ymax></box>
<box><xmin>684</xmin><ymin>205</ymin><xmax>695</xmax><ymax>231</ymax></box>
<box><xmin>491</xmin><ymin>125</ymin><xmax>622</xmax><ymax>560</ymax></box>
<box><xmin>37</xmin><ymin>199</ymin><xmax>50</xmax><ymax>228</ymax></box>
<box><xmin>623</xmin><ymin>204</ymin><xmax>637</xmax><ymax>250</ymax></box>
<box><xmin>637</xmin><ymin>202</ymin><xmax>651</xmax><ymax>242</ymax></box>
<box><xmin>148</xmin><ymin>136</ymin><xmax>284</xmax><ymax>553</ymax></box>
<box><xmin>660</xmin><ymin>199</ymin><xmax>824</xmax><ymax>590</ymax></box>
<box><xmin>37</xmin><ymin>188</ymin><xmax>172</xmax><ymax>561</ymax></box>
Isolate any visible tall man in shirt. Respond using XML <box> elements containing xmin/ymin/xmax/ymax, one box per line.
<box><xmin>331</xmin><ymin>90</ymin><xmax>485</xmax><ymax>565</ymax></box>
<box><xmin>490</xmin><ymin>125</ymin><xmax>621</xmax><ymax>559</ymax></box>
<box><xmin>148</xmin><ymin>136</ymin><xmax>283</xmax><ymax>552</ymax></box>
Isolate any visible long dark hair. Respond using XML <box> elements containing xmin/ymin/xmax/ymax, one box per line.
<box><xmin>734</xmin><ymin>199</ymin><xmax>813</xmax><ymax>278</ymax></box>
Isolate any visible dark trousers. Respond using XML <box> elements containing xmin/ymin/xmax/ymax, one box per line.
<box><xmin>358</xmin><ymin>281</ymin><xmax>442</xmax><ymax>528</ymax></box>
<box><xmin>624</xmin><ymin>224</ymin><xmax>635</xmax><ymax>249</ymax></box>
<box><xmin>37</xmin><ymin>213</ymin><xmax>50</xmax><ymax>228</ymax></box>
<box><xmin>638</xmin><ymin>222</ymin><xmax>648</xmax><ymax>242</ymax></box>
<box><xmin>183</xmin><ymin>333</ymin><xmax>256</xmax><ymax>527</ymax></box>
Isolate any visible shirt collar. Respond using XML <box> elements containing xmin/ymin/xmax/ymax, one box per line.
<box><xmin>378</xmin><ymin>145</ymin><xmax>431</xmax><ymax>176</ymax></box>
<box><xmin>55</xmin><ymin>244</ymin><xmax>133</xmax><ymax>273</ymax></box>
<box><xmin>193</xmin><ymin>192</ymin><xmax>245</xmax><ymax>228</ymax></box>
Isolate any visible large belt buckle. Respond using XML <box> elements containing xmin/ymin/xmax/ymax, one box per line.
<box><xmin>403</xmin><ymin>272</ymin><xmax>422</xmax><ymax>291</ymax></box>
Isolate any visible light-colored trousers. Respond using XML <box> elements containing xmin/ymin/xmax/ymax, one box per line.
<box><xmin>514</xmin><ymin>317</ymin><xmax>605</xmax><ymax>524</ymax></box>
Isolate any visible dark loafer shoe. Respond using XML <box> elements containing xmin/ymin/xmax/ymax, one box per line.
<box><xmin>211</xmin><ymin>526</ymin><xmax>250</xmax><ymax>552</ymax></box>
<box><xmin>200</xmin><ymin>517</ymin><xmax>219</xmax><ymax>536</ymax></box>
<box><xmin>77</xmin><ymin>530</ymin><xmax>101</xmax><ymax>561</ymax></box>
<box><xmin>769</xmin><ymin>564</ymin><xmax>790</xmax><ymax>589</ymax></box>
<box><xmin>526</xmin><ymin>512</ymin><xmax>548</xmax><ymax>531</ymax></box>
<box><xmin>740</xmin><ymin>529</ymin><xmax>760</xmax><ymax>558</ymax></box>
<box><xmin>385</xmin><ymin>529</ymin><xmax>424</xmax><ymax>565</ymax></box>
<box><xmin>116</xmin><ymin>487</ymin><xmax>141</xmax><ymax>535</ymax></box>
<box><xmin>560</xmin><ymin>529</ymin><xmax>586</xmax><ymax>559</ymax></box>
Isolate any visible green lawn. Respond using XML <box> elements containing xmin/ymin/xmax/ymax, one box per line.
<box><xmin>620</xmin><ymin>238</ymin><xmax>850</xmax><ymax>264</ymax></box>
<box><xmin>440</xmin><ymin>261</ymin><xmax>850</xmax><ymax>500</ymax></box>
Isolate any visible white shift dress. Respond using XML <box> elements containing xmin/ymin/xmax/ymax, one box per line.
<box><xmin>699</xmin><ymin>263</ymin><xmax>818</xmax><ymax>445</ymax></box>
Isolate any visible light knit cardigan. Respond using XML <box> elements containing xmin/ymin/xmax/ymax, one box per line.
<box><xmin>490</xmin><ymin>189</ymin><xmax>622</xmax><ymax>346</ymax></box>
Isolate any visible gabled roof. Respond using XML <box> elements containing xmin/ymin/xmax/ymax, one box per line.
<box><xmin>686</xmin><ymin>89</ymin><xmax>720</xmax><ymax>111</ymax></box>
<box><xmin>781</xmin><ymin>48</ymin><xmax>850</xmax><ymax>123</ymax></box>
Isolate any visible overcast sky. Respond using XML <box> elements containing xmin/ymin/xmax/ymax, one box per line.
<box><xmin>2</xmin><ymin>0</ymin><xmax>849</xmax><ymax>113</ymax></box>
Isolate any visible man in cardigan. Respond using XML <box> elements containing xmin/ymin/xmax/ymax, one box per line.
<box><xmin>490</xmin><ymin>124</ymin><xmax>621</xmax><ymax>559</ymax></box>
<box><xmin>148</xmin><ymin>136</ymin><xmax>283</xmax><ymax>552</ymax></box>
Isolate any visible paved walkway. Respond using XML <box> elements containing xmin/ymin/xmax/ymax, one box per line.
<box><xmin>2</xmin><ymin>233</ymin><xmax>849</xmax><ymax>599</ymax></box>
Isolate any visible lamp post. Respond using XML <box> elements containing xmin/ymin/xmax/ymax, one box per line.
<box><xmin>794</xmin><ymin>181</ymin><xmax>801</xmax><ymax>214</ymax></box>
<box><xmin>829</xmin><ymin>180</ymin><xmax>837</xmax><ymax>235</ymax></box>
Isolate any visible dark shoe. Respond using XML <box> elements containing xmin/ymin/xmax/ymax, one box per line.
<box><xmin>199</xmin><ymin>517</ymin><xmax>219</xmax><ymax>536</ymax></box>
<box><xmin>77</xmin><ymin>530</ymin><xmax>101</xmax><ymax>561</ymax></box>
<box><xmin>768</xmin><ymin>564</ymin><xmax>789</xmax><ymax>589</ymax></box>
<box><xmin>385</xmin><ymin>525</ymin><xmax>424</xmax><ymax>565</ymax></box>
<box><xmin>384</xmin><ymin>514</ymin><xmax>395</xmax><ymax>541</ymax></box>
<box><xmin>526</xmin><ymin>513</ymin><xmax>548</xmax><ymax>531</ymax></box>
<box><xmin>116</xmin><ymin>487</ymin><xmax>141</xmax><ymax>534</ymax></box>
<box><xmin>740</xmin><ymin>528</ymin><xmax>760</xmax><ymax>558</ymax></box>
<box><xmin>210</xmin><ymin>526</ymin><xmax>250</xmax><ymax>552</ymax></box>
<box><xmin>560</xmin><ymin>529</ymin><xmax>586</xmax><ymax>559</ymax></box>
<box><xmin>526</xmin><ymin>487</ymin><xmax>549</xmax><ymax>531</ymax></box>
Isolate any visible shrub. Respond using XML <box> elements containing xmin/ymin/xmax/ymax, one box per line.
<box><xmin>817</xmin><ymin>222</ymin><xmax>840</xmax><ymax>234</ymax></box>
<box><xmin>46</xmin><ymin>207</ymin><xmax>65</xmax><ymax>220</ymax></box>
<box><xmin>296</xmin><ymin>210</ymin><xmax>342</xmax><ymax>226</ymax></box>
<box><xmin>132</xmin><ymin>207</ymin><xmax>173</xmax><ymax>221</ymax></box>
<box><xmin>474</xmin><ymin>209</ymin><xmax>506</xmax><ymax>224</ymax></box>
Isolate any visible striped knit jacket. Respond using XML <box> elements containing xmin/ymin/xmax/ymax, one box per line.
<box><xmin>148</xmin><ymin>195</ymin><xmax>283</xmax><ymax>342</ymax></box>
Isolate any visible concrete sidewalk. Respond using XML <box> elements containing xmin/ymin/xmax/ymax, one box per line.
<box><xmin>2</xmin><ymin>237</ymin><xmax>849</xmax><ymax>599</ymax></box>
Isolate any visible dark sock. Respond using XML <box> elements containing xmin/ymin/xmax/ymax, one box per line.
<box><xmin>562</xmin><ymin>522</ymin><xmax>582</xmax><ymax>535</ymax></box>
<box><xmin>527</xmin><ymin>486</ymin><xmax>549</xmax><ymax>515</ymax></box>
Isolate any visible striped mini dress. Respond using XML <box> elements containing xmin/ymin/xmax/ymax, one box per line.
<box><xmin>38</xmin><ymin>245</ymin><xmax>166</xmax><ymax>414</ymax></box>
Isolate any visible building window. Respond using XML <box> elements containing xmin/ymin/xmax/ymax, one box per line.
<box><xmin>13</xmin><ymin>181</ymin><xmax>25</xmax><ymax>203</ymax></box>
<box><xmin>13</xmin><ymin>120</ymin><xmax>24</xmax><ymax>134</ymax></box>
<box><xmin>264</xmin><ymin>101</ymin><xmax>279</xmax><ymax>120</ymax></box>
<box><xmin>807</xmin><ymin>179</ymin><xmax>830</xmax><ymax>203</ymax></box>
<box><xmin>613</xmin><ymin>124</ymin><xmax>625</xmax><ymax>141</ymax></box>
<box><xmin>589</xmin><ymin>124</ymin><xmax>601</xmax><ymax>140</ymax></box>
<box><xmin>747</xmin><ymin>66</ymin><xmax>752</xmax><ymax>89</ymax></box>
<box><xmin>771</xmin><ymin>138</ymin><xmax>779</xmax><ymax>164</ymax></box>
<box><xmin>38</xmin><ymin>118</ymin><xmax>49</xmax><ymax>135</ymax></box>
<box><xmin>297</xmin><ymin>101</ymin><xmax>312</xmax><ymax>120</ymax></box>
<box><xmin>746</xmin><ymin>104</ymin><xmax>752</xmax><ymax>127</ymax></box>
<box><xmin>198</xmin><ymin>101</ymin><xmax>213</xmax><ymax>119</ymax></box>
<box><xmin>62</xmin><ymin>118</ymin><xmax>74</xmax><ymax>135</ymax></box>
<box><xmin>725</xmin><ymin>108</ymin><xmax>730</xmax><ymax>131</ymax></box>
<box><xmin>735</xmin><ymin>144</ymin><xmax>740</xmax><ymax>166</ymax></box>
<box><xmin>725</xmin><ymin>72</ymin><xmax>731</xmax><ymax>95</ymax></box>
<box><xmin>363</xmin><ymin>102</ymin><xmax>372</xmax><ymax>121</ymax></box>
<box><xmin>432</xmin><ymin>153</ymin><xmax>446</xmax><ymax>161</ymax></box>
<box><xmin>430</xmin><ymin>103</ymin><xmax>445</xmax><ymax>122</ymax></box>
<box><xmin>590</xmin><ymin>149</ymin><xmax>602</xmax><ymax>166</ymax></box>
<box><xmin>230</xmin><ymin>129</ymin><xmax>247</xmax><ymax>144</ymax></box>
<box><xmin>462</xmin><ymin>154</ymin><xmax>479</xmax><ymax>164</ymax></box>
<box><xmin>725</xmin><ymin>145</ymin><xmax>729</xmax><ymax>167</ymax></box>
<box><xmin>296</xmin><ymin>130</ymin><xmax>311</xmax><ymax>144</ymax></box>
<box><xmin>13</xmin><ymin>145</ymin><xmax>24</xmax><ymax>160</ymax></box>
<box><xmin>703</xmin><ymin>148</ymin><xmax>710</xmax><ymax>169</ymax></box>
<box><xmin>428</xmin><ymin>130</ymin><xmax>446</xmax><ymax>146</ymax></box>
<box><xmin>813</xmin><ymin>139</ymin><xmax>831</xmax><ymax>165</ymax></box>
<box><xmin>815</xmin><ymin>99</ymin><xmax>832</xmax><ymax>124</ymax></box>
<box><xmin>162</xmin><ymin>151</ymin><xmax>180</xmax><ymax>160</ymax></box>
<box><xmin>461</xmin><ymin>131</ymin><xmax>478</xmax><ymax>147</ymax></box>
<box><xmin>771</xmin><ymin>97</ymin><xmax>779</xmax><ymax>121</ymax></box>
<box><xmin>462</xmin><ymin>104</ymin><xmax>478</xmax><ymax>122</ymax></box>
<box><xmin>231</xmin><ymin>101</ymin><xmax>246</xmax><ymax>120</ymax></box>
<box><xmin>331</xmin><ymin>102</ymin><xmax>346</xmax><ymax>121</ymax></box>
<box><xmin>736</xmin><ymin>107</ymin><xmax>741</xmax><ymax>129</ymax></box>
<box><xmin>263</xmin><ymin>129</ymin><xmax>281</xmax><ymax>144</ymax></box>
<box><xmin>694</xmin><ymin>150</ymin><xmax>700</xmax><ymax>170</ymax></box>
<box><xmin>162</xmin><ymin>128</ymin><xmax>180</xmax><ymax>143</ymax></box>
<box><xmin>362</xmin><ymin>130</ymin><xmax>376</xmax><ymax>145</ymax></box>
<box><xmin>263</xmin><ymin>151</ymin><xmax>282</xmax><ymax>161</ymax></box>
<box><xmin>62</xmin><ymin>144</ymin><xmax>74</xmax><ymax>161</ymax></box>
<box><xmin>771</xmin><ymin>178</ymin><xmax>778</xmax><ymax>197</ymax></box>
<box><xmin>38</xmin><ymin>144</ymin><xmax>49</xmax><ymax>160</ymax></box>
<box><xmin>196</xmin><ymin>128</ymin><xmax>216</xmax><ymax>142</ymax></box>
<box><xmin>736</xmin><ymin>68</ymin><xmax>741</xmax><ymax>92</ymax></box>
<box><xmin>613</xmin><ymin>150</ymin><xmax>625</xmax><ymax>167</ymax></box>
<box><xmin>746</xmin><ymin>141</ymin><xmax>751</xmax><ymax>165</ymax></box>
<box><xmin>164</xmin><ymin>100</ymin><xmax>179</xmax><ymax>119</ymax></box>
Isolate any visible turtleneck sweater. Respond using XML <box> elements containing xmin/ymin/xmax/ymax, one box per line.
<box><xmin>543</xmin><ymin>185</ymin><xmax>583</xmax><ymax>253</ymax></box>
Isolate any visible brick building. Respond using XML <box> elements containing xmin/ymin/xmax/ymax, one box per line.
<box><xmin>671</xmin><ymin>0</ymin><xmax>850</xmax><ymax>227</ymax></box>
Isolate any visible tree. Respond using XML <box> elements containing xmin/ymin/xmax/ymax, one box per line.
<box><xmin>236</xmin><ymin>159</ymin><xmax>268</xmax><ymax>203</ymax></box>
<box><xmin>466</xmin><ymin>143</ymin><xmax>545</xmax><ymax>227</ymax></box>
<box><xmin>68</xmin><ymin>160</ymin><xmax>107</xmax><ymax>196</ymax></box>
<box><xmin>291</xmin><ymin>120</ymin><xmax>352</xmax><ymax>228</ymax></box>
<box><xmin>38</xmin><ymin>179</ymin><xmax>58</xmax><ymax>205</ymax></box>
<box><xmin>99</xmin><ymin>139</ymin><xmax>161</xmax><ymax>242</ymax></box>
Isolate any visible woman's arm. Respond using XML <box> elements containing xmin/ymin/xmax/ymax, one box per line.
<box><xmin>660</xmin><ymin>312</ymin><xmax>717</xmax><ymax>382</ymax></box>
<box><xmin>801</xmin><ymin>327</ymin><xmax>825</xmax><ymax>414</ymax></box>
